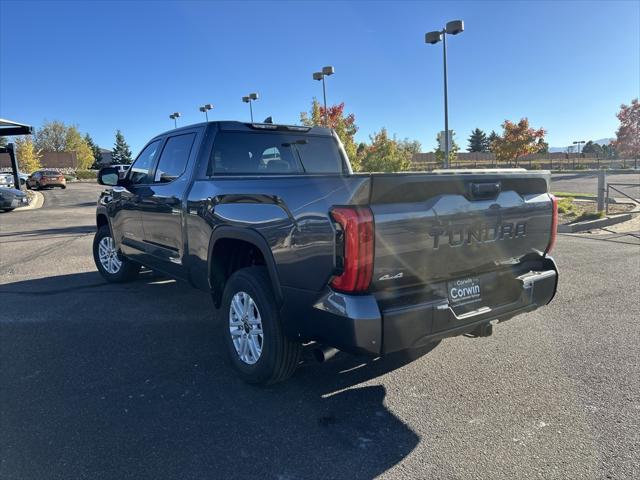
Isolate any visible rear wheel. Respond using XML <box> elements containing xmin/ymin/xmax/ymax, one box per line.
<box><xmin>93</xmin><ymin>225</ymin><xmax>140</xmax><ymax>282</ymax></box>
<box><xmin>220</xmin><ymin>267</ymin><xmax>301</xmax><ymax>385</ymax></box>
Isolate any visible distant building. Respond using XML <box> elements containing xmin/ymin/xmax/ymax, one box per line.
<box><xmin>99</xmin><ymin>148</ymin><xmax>113</xmax><ymax>166</ymax></box>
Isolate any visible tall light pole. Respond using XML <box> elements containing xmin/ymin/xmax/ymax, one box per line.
<box><xmin>242</xmin><ymin>93</ymin><xmax>259</xmax><ymax>122</ymax></box>
<box><xmin>199</xmin><ymin>104</ymin><xmax>213</xmax><ymax>121</ymax></box>
<box><xmin>169</xmin><ymin>112</ymin><xmax>181</xmax><ymax>128</ymax></box>
<box><xmin>425</xmin><ymin>20</ymin><xmax>464</xmax><ymax>168</ymax></box>
<box><xmin>573</xmin><ymin>140</ymin><xmax>585</xmax><ymax>155</ymax></box>
<box><xmin>313</xmin><ymin>66</ymin><xmax>334</xmax><ymax>126</ymax></box>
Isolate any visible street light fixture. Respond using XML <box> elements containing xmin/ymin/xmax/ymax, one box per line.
<box><xmin>169</xmin><ymin>112</ymin><xmax>181</xmax><ymax>128</ymax></box>
<box><xmin>199</xmin><ymin>103</ymin><xmax>213</xmax><ymax>122</ymax></box>
<box><xmin>425</xmin><ymin>19</ymin><xmax>464</xmax><ymax>168</ymax></box>
<box><xmin>312</xmin><ymin>65</ymin><xmax>335</xmax><ymax>126</ymax></box>
<box><xmin>242</xmin><ymin>93</ymin><xmax>259</xmax><ymax>122</ymax></box>
<box><xmin>572</xmin><ymin>140</ymin><xmax>585</xmax><ymax>154</ymax></box>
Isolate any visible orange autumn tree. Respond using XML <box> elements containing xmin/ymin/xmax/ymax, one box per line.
<box><xmin>613</xmin><ymin>98</ymin><xmax>639</xmax><ymax>162</ymax></box>
<box><xmin>492</xmin><ymin>118</ymin><xmax>546</xmax><ymax>166</ymax></box>
<box><xmin>300</xmin><ymin>99</ymin><xmax>359</xmax><ymax>169</ymax></box>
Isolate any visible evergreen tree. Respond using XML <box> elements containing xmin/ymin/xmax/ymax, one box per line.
<box><xmin>467</xmin><ymin>128</ymin><xmax>487</xmax><ymax>152</ymax></box>
<box><xmin>84</xmin><ymin>133</ymin><xmax>103</xmax><ymax>168</ymax></box>
<box><xmin>487</xmin><ymin>130</ymin><xmax>499</xmax><ymax>152</ymax></box>
<box><xmin>112</xmin><ymin>130</ymin><xmax>132</xmax><ymax>164</ymax></box>
<box><xmin>582</xmin><ymin>141</ymin><xmax>603</xmax><ymax>156</ymax></box>
<box><xmin>434</xmin><ymin>131</ymin><xmax>459</xmax><ymax>165</ymax></box>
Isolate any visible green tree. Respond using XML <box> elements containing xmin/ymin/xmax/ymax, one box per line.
<box><xmin>14</xmin><ymin>136</ymin><xmax>42</xmax><ymax>173</ymax></box>
<box><xmin>487</xmin><ymin>130</ymin><xmax>499</xmax><ymax>152</ymax></box>
<box><xmin>434</xmin><ymin>131</ymin><xmax>459</xmax><ymax>166</ymax></box>
<box><xmin>111</xmin><ymin>130</ymin><xmax>132</xmax><ymax>164</ymax></box>
<box><xmin>359</xmin><ymin>128</ymin><xmax>412</xmax><ymax>172</ymax></box>
<box><xmin>602</xmin><ymin>143</ymin><xmax>617</xmax><ymax>159</ymax></box>
<box><xmin>0</xmin><ymin>137</ymin><xmax>7</xmax><ymax>148</ymax></box>
<box><xmin>582</xmin><ymin>141</ymin><xmax>603</xmax><ymax>156</ymax></box>
<box><xmin>467</xmin><ymin>128</ymin><xmax>488</xmax><ymax>152</ymax></box>
<box><xmin>84</xmin><ymin>133</ymin><xmax>103</xmax><ymax>168</ymax></box>
<box><xmin>300</xmin><ymin>99</ymin><xmax>359</xmax><ymax>170</ymax></box>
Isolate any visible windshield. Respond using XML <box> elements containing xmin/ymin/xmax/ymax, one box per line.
<box><xmin>210</xmin><ymin>132</ymin><xmax>345</xmax><ymax>175</ymax></box>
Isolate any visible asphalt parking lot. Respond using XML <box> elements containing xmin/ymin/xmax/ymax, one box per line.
<box><xmin>1</xmin><ymin>183</ymin><xmax>639</xmax><ymax>480</ymax></box>
<box><xmin>551</xmin><ymin>172</ymin><xmax>640</xmax><ymax>196</ymax></box>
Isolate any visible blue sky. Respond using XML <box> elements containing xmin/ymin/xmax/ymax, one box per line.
<box><xmin>1</xmin><ymin>0</ymin><xmax>638</xmax><ymax>154</ymax></box>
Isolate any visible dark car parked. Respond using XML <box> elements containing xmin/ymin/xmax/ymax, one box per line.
<box><xmin>26</xmin><ymin>170</ymin><xmax>66</xmax><ymax>190</ymax></box>
<box><xmin>0</xmin><ymin>186</ymin><xmax>28</xmax><ymax>211</ymax></box>
<box><xmin>94</xmin><ymin>121</ymin><xmax>559</xmax><ymax>385</ymax></box>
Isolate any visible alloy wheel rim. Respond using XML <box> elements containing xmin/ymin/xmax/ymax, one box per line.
<box><xmin>98</xmin><ymin>236</ymin><xmax>122</xmax><ymax>274</ymax></box>
<box><xmin>229</xmin><ymin>291</ymin><xmax>263</xmax><ymax>365</ymax></box>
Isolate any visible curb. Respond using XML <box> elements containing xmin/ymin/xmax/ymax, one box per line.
<box><xmin>558</xmin><ymin>213</ymin><xmax>633</xmax><ymax>233</ymax></box>
<box><xmin>14</xmin><ymin>191</ymin><xmax>44</xmax><ymax>211</ymax></box>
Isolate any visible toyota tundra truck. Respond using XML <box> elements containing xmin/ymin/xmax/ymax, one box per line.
<box><xmin>94</xmin><ymin>121</ymin><xmax>559</xmax><ymax>384</ymax></box>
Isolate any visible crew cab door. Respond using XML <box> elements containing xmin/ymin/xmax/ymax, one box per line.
<box><xmin>136</xmin><ymin>129</ymin><xmax>200</xmax><ymax>275</ymax></box>
<box><xmin>111</xmin><ymin>139</ymin><xmax>164</xmax><ymax>261</ymax></box>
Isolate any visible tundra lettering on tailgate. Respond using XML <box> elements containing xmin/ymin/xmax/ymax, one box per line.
<box><xmin>428</xmin><ymin>221</ymin><xmax>527</xmax><ymax>249</ymax></box>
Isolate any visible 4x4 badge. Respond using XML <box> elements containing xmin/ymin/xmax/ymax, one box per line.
<box><xmin>378</xmin><ymin>272</ymin><xmax>404</xmax><ymax>281</ymax></box>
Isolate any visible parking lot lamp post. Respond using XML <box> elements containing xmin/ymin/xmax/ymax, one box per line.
<box><xmin>199</xmin><ymin>104</ymin><xmax>213</xmax><ymax>122</ymax></box>
<box><xmin>425</xmin><ymin>20</ymin><xmax>464</xmax><ymax>168</ymax></box>
<box><xmin>169</xmin><ymin>112</ymin><xmax>181</xmax><ymax>128</ymax></box>
<box><xmin>243</xmin><ymin>93</ymin><xmax>259</xmax><ymax>122</ymax></box>
<box><xmin>313</xmin><ymin>66</ymin><xmax>334</xmax><ymax>126</ymax></box>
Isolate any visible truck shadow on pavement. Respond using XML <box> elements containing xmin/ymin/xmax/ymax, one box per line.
<box><xmin>0</xmin><ymin>271</ymin><xmax>431</xmax><ymax>480</ymax></box>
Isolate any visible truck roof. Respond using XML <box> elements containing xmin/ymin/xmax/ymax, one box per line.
<box><xmin>156</xmin><ymin>121</ymin><xmax>333</xmax><ymax>138</ymax></box>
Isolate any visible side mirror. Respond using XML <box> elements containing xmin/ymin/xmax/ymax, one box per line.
<box><xmin>98</xmin><ymin>167</ymin><xmax>120</xmax><ymax>186</ymax></box>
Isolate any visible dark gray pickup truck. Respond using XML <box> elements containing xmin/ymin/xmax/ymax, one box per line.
<box><xmin>95</xmin><ymin>121</ymin><xmax>558</xmax><ymax>384</ymax></box>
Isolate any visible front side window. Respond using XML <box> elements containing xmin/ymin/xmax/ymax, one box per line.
<box><xmin>154</xmin><ymin>133</ymin><xmax>196</xmax><ymax>183</ymax></box>
<box><xmin>210</xmin><ymin>132</ymin><xmax>345</xmax><ymax>175</ymax></box>
<box><xmin>129</xmin><ymin>140</ymin><xmax>162</xmax><ymax>184</ymax></box>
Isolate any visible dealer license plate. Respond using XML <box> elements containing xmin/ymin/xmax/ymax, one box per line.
<box><xmin>447</xmin><ymin>277</ymin><xmax>482</xmax><ymax>306</ymax></box>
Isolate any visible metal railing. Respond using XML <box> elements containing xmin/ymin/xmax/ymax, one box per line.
<box><xmin>605</xmin><ymin>183</ymin><xmax>640</xmax><ymax>215</ymax></box>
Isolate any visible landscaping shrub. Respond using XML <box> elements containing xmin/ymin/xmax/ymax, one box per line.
<box><xmin>74</xmin><ymin>170</ymin><xmax>97</xmax><ymax>180</ymax></box>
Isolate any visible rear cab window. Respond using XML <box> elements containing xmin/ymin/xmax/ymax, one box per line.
<box><xmin>210</xmin><ymin>132</ymin><xmax>345</xmax><ymax>175</ymax></box>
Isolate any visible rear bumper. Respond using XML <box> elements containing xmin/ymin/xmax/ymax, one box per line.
<box><xmin>282</xmin><ymin>255</ymin><xmax>558</xmax><ymax>356</ymax></box>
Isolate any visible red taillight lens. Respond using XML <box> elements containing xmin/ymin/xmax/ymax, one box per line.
<box><xmin>545</xmin><ymin>194</ymin><xmax>558</xmax><ymax>255</ymax></box>
<box><xmin>330</xmin><ymin>206</ymin><xmax>374</xmax><ymax>293</ymax></box>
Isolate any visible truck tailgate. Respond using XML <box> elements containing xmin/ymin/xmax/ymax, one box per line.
<box><xmin>368</xmin><ymin>170</ymin><xmax>553</xmax><ymax>291</ymax></box>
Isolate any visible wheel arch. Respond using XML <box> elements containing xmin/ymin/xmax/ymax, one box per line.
<box><xmin>207</xmin><ymin>227</ymin><xmax>283</xmax><ymax>308</ymax></box>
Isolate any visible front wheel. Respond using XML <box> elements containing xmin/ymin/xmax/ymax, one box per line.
<box><xmin>220</xmin><ymin>267</ymin><xmax>302</xmax><ymax>385</ymax></box>
<box><xmin>93</xmin><ymin>225</ymin><xmax>140</xmax><ymax>282</ymax></box>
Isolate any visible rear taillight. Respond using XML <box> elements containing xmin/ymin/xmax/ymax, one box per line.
<box><xmin>330</xmin><ymin>206</ymin><xmax>374</xmax><ymax>293</ymax></box>
<box><xmin>545</xmin><ymin>194</ymin><xmax>558</xmax><ymax>255</ymax></box>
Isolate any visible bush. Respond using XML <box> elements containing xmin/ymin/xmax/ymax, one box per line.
<box><xmin>74</xmin><ymin>170</ymin><xmax>97</xmax><ymax>179</ymax></box>
<box><xmin>557</xmin><ymin>197</ymin><xmax>575</xmax><ymax>214</ymax></box>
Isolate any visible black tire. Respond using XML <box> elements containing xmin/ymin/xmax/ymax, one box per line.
<box><xmin>220</xmin><ymin>266</ymin><xmax>302</xmax><ymax>385</ymax></box>
<box><xmin>93</xmin><ymin>225</ymin><xmax>140</xmax><ymax>282</ymax></box>
<box><xmin>2</xmin><ymin>208</ymin><xmax>15</xmax><ymax>212</ymax></box>
<box><xmin>60</xmin><ymin>185</ymin><xmax>66</xmax><ymax>189</ymax></box>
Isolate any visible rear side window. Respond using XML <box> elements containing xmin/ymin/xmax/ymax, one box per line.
<box><xmin>154</xmin><ymin>133</ymin><xmax>196</xmax><ymax>183</ymax></box>
<box><xmin>210</xmin><ymin>132</ymin><xmax>344</xmax><ymax>175</ymax></box>
<box><xmin>130</xmin><ymin>140</ymin><xmax>162</xmax><ymax>184</ymax></box>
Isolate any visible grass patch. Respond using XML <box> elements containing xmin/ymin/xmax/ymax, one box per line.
<box><xmin>556</xmin><ymin>197</ymin><xmax>576</xmax><ymax>215</ymax></box>
<box><xmin>552</xmin><ymin>191</ymin><xmax>595</xmax><ymax>199</ymax></box>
